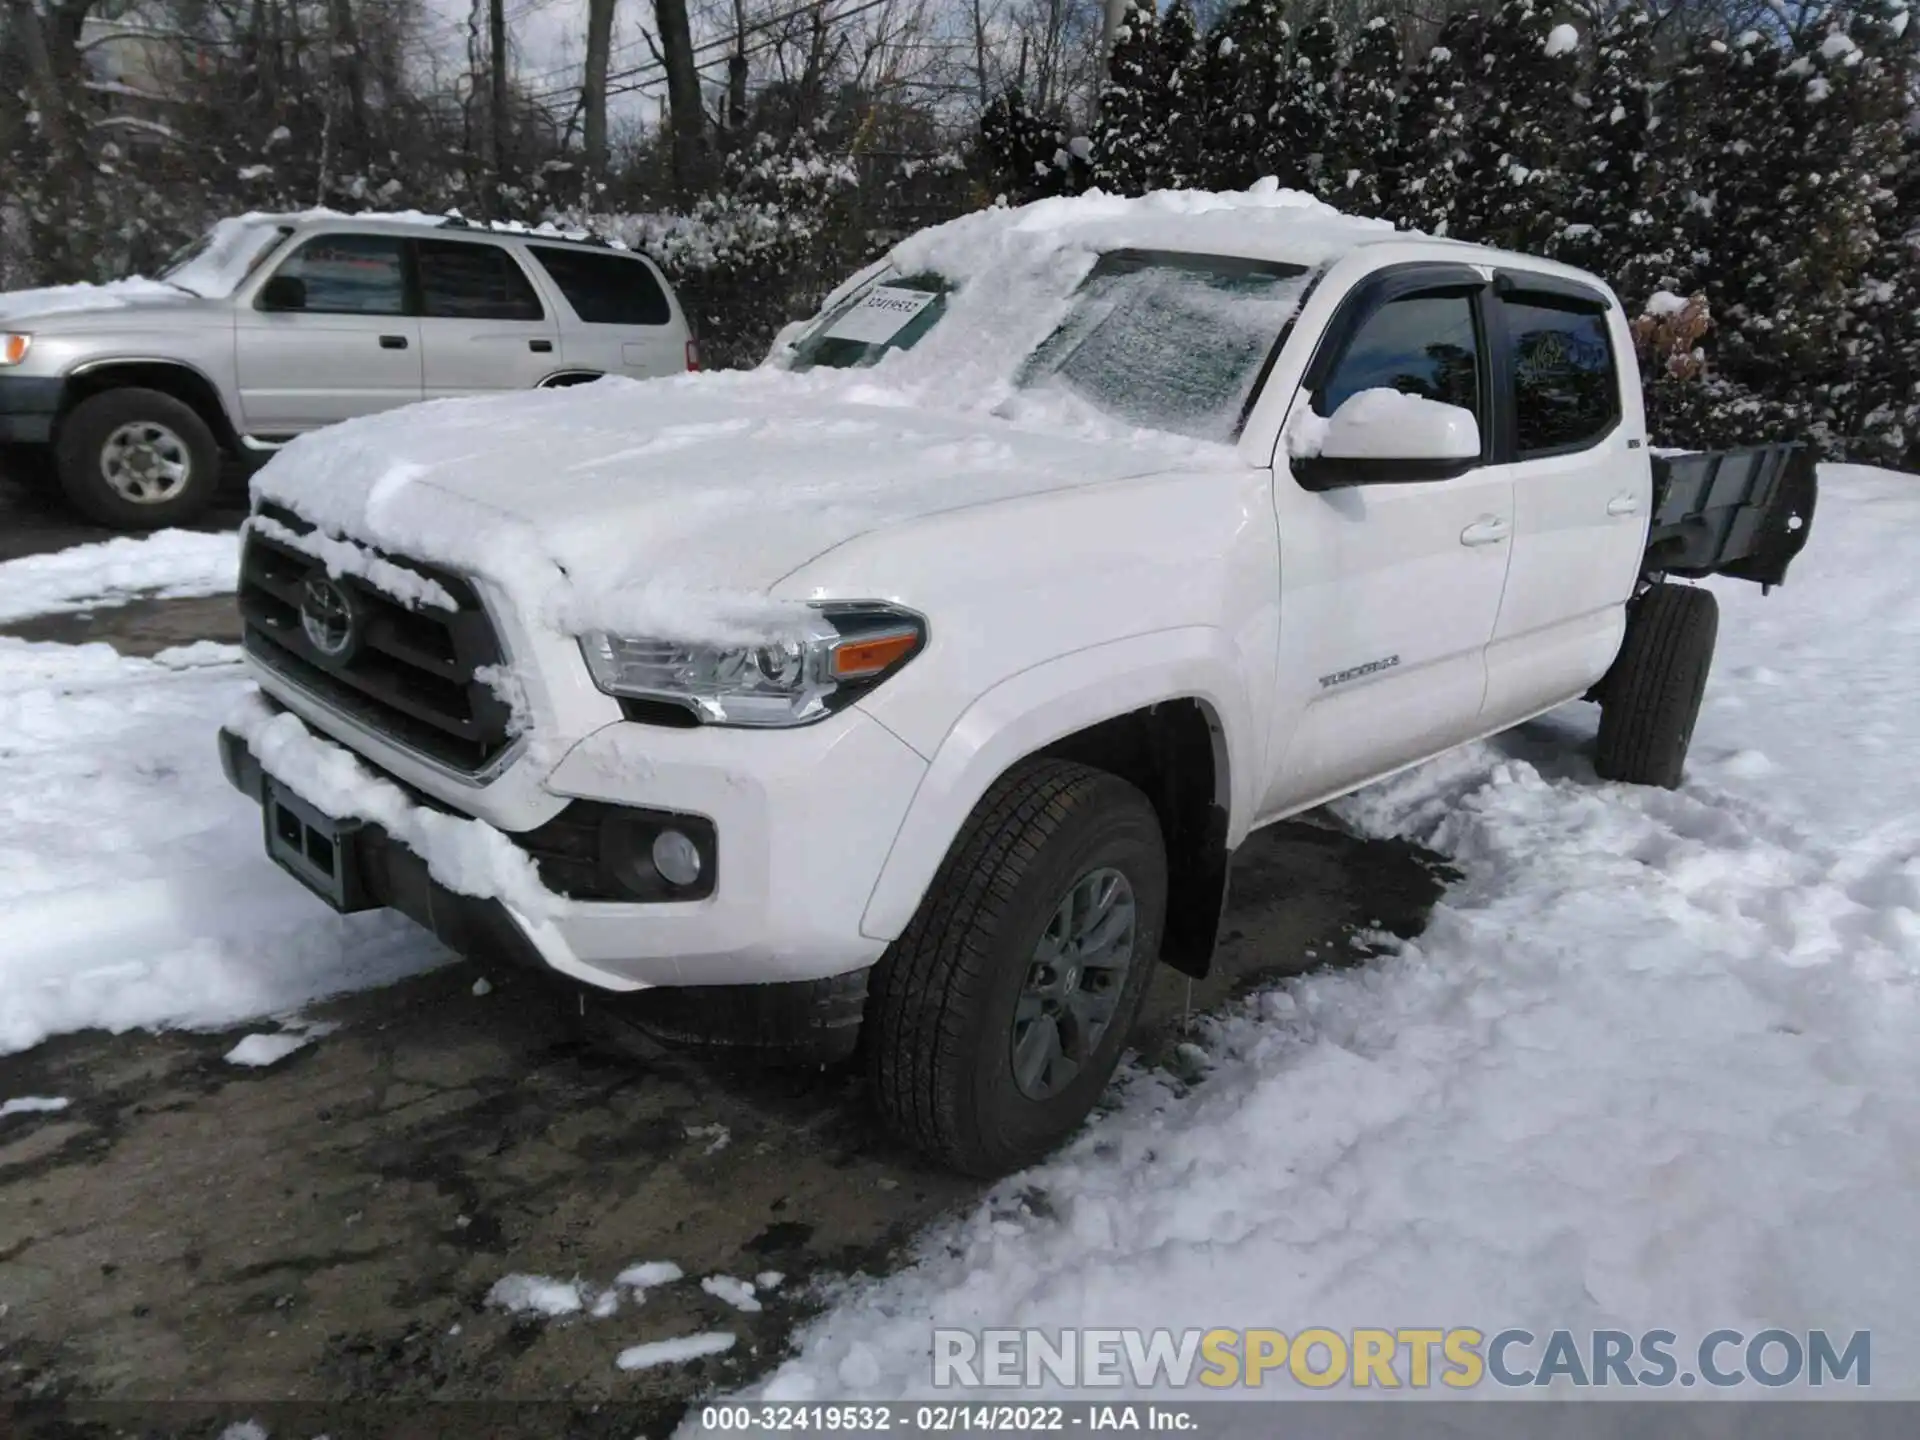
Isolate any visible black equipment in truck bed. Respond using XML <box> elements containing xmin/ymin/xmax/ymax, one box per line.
<box><xmin>1643</xmin><ymin>443</ymin><xmax>1817</xmax><ymax>592</ymax></box>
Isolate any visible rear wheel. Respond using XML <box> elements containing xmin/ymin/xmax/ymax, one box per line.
<box><xmin>56</xmin><ymin>387</ymin><xmax>221</xmax><ymax>530</ymax></box>
<box><xmin>1594</xmin><ymin>582</ymin><xmax>1719</xmax><ymax>790</ymax></box>
<box><xmin>865</xmin><ymin>760</ymin><xmax>1166</xmax><ymax>1176</ymax></box>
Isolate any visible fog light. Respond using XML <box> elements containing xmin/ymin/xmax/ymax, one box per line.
<box><xmin>652</xmin><ymin>828</ymin><xmax>703</xmax><ymax>887</ymax></box>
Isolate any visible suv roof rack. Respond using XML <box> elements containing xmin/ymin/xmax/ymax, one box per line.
<box><xmin>434</xmin><ymin>214</ymin><xmax>629</xmax><ymax>252</ymax></box>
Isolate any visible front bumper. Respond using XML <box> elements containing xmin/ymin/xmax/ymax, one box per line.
<box><xmin>219</xmin><ymin>694</ymin><xmax>928</xmax><ymax>990</ymax></box>
<box><xmin>0</xmin><ymin>375</ymin><xmax>63</xmax><ymax>445</ymax></box>
<box><xmin>220</xmin><ymin>726</ymin><xmax>553</xmax><ymax>974</ymax></box>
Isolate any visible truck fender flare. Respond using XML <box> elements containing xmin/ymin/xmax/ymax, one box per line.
<box><xmin>858</xmin><ymin>627</ymin><xmax>1256</xmax><ymax>944</ymax></box>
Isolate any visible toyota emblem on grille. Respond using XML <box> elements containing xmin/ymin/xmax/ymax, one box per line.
<box><xmin>299</xmin><ymin>573</ymin><xmax>361</xmax><ymax>662</ymax></box>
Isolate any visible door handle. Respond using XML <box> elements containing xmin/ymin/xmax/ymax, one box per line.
<box><xmin>1460</xmin><ymin>516</ymin><xmax>1511</xmax><ymax>547</ymax></box>
<box><xmin>529</xmin><ymin>339</ymin><xmax>554</xmax><ymax>354</ymax></box>
<box><xmin>1606</xmin><ymin>494</ymin><xmax>1641</xmax><ymax>517</ymax></box>
<box><xmin>379</xmin><ymin>334</ymin><xmax>409</xmax><ymax>350</ymax></box>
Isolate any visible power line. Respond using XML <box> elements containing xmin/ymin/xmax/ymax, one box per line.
<box><xmin>600</xmin><ymin>0</ymin><xmax>898</xmax><ymax>96</ymax></box>
<box><xmin>522</xmin><ymin>0</ymin><xmax>896</xmax><ymax>103</ymax></box>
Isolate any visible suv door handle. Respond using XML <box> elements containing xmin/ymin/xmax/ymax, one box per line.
<box><xmin>379</xmin><ymin>334</ymin><xmax>409</xmax><ymax>350</ymax></box>
<box><xmin>1606</xmin><ymin>494</ymin><xmax>1641</xmax><ymax>517</ymax></box>
<box><xmin>1460</xmin><ymin>516</ymin><xmax>1511</xmax><ymax>547</ymax></box>
<box><xmin>529</xmin><ymin>339</ymin><xmax>554</xmax><ymax>353</ymax></box>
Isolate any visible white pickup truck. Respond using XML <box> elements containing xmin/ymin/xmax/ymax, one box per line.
<box><xmin>217</xmin><ymin>188</ymin><xmax>1815</xmax><ymax>1175</ymax></box>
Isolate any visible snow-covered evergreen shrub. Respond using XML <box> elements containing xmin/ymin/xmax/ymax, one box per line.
<box><xmin>1331</xmin><ymin>17</ymin><xmax>1403</xmax><ymax>219</ymax></box>
<box><xmin>1091</xmin><ymin>1</ymin><xmax>1167</xmax><ymax>196</ymax></box>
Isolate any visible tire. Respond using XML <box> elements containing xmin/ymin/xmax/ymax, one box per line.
<box><xmin>1593</xmin><ymin>582</ymin><xmax>1719</xmax><ymax>790</ymax></box>
<box><xmin>866</xmin><ymin>759</ymin><xmax>1167</xmax><ymax>1176</ymax></box>
<box><xmin>55</xmin><ymin>387</ymin><xmax>222</xmax><ymax>530</ymax></box>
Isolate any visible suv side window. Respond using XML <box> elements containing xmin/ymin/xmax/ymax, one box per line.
<box><xmin>527</xmin><ymin>246</ymin><xmax>670</xmax><ymax>325</ymax></box>
<box><xmin>416</xmin><ymin>239</ymin><xmax>544</xmax><ymax>321</ymax></box>
<box><xmin>1318</xmin><ymin>292</ymin><xmax>1482</xmax><ymax>426</ymax></box>
<box><xmin>1501</xmin><ymin>297</ymin><xmax>1619</xmax><ymax>455</ymax></box>
<box><xmin>266</xmin><ymin>234</ymin><xmax>407</xmax><ymax>315</ymax></box>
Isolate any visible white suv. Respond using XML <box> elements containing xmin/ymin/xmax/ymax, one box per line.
<box><xmin>0</xmin><ymin>212</ymin><xmax>695</xmax><ymax>529</ymax></box>
<box><xmin>214</xmin><ymin>189</ymin><xmax>1815</xmax><ymax>1175</ymax></box>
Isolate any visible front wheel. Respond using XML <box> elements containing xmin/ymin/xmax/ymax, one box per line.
<box><xmin>56</xmin><ymin>387</ymin><xmax>221</xmax><ymax>530</ymax></box>
<box><xmin>865</xmin><ymin>760</ymin><xmax>1166</xmax><ymax>1176</ymax></box>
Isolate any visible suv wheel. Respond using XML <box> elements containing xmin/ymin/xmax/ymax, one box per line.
<box><xmin>56</xmin><ymin>388</ymin><xmax>221</xmax><ymax>529</ymax></box>
<box><xmin>866</xmin><ymin>759</ymin><xmax>1166</xmax><ymax>1176</ymax></box>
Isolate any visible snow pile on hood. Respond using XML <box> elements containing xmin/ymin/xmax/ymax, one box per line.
<box><xmin>0</xmin><ymin>529</ymin><xmax>239</xmax><ymax>624</ymax></box>
<box><xmin>250</xmin><ymin>184</ymin><xmax>1386</xmax><ymax>644</ymax></box>
<box><xmin>0</xmin><ymin>277</ymin><xmax>193</xmax><ymax>322</ymax></box>
<box><xmin>718</xmin><ymin>466</ymin><xmax>1920</xmax><ymax>1403</ymax></box>
<box><xmin>251</xmin><ymin>381</ymin><xmax>1202</xmax><ymax>648</ymax></box>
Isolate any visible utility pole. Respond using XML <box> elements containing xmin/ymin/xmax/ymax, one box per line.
<box><xmin>583</xmin><ymin>0</ymin><xmax>616</xmax><ymax>190</ymax></box>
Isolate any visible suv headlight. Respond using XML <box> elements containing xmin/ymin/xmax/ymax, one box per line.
<box><xmin>0</xmin><ymin>334</ymin><xmax>30</xmax><ymax>366</ymax></box>
<box><xmin>579</xmin><ymin>603</ymin><xmax>926</xmax><ymax>728</ymax></box>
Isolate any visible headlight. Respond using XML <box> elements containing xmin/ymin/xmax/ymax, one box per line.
<box><xmin>0</xmin><ymin>334</ymin><xmax>30</xmax><ymax>366</ymax></box>
<box><xmin>579</xmin><ymin>603</ymin><xmax>926</xmax><ymax>728</ymax></box>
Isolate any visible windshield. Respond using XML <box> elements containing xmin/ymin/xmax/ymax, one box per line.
<box><xmin>788</xmin><ymin>273</ymin><xmax>950</xmax><ymax>371</ymax></box>
<box><xmin>160</xmin><ymin>220</ymin><xmax>291</xmax><ymax>298</ymax></box>
<box><xmin>1016</xmin><ymin>252</ymin><xmax>1312</xmax><ymax>443</ymax></box>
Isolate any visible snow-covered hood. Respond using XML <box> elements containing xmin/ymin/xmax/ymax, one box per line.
<box><xmin>0</xmin><ymin>279</ymin><xmax>209</xmax><ymax>328</ymax></box>
<box><xmin>252</xmin><ymin>373</ymin><xmax>1206</xmax><ymax>643</ymax></box>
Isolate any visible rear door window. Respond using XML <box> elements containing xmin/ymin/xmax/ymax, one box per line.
<box><xmin>1501</xmin><ymin>297</ymin><xmax>1619</xmax><ymax>455</ymax></box>
<box><xmin>527</xmin><ymin>246</ymin><xmax>671</xmax><ymax>325</ymax></box>
<box><xmin>416</xmin><ymin>239</ymin><xmax>545</xmax><ymax>321</ymax></box>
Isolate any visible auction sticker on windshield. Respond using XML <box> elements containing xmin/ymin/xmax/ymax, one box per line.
<box><xmin>825</xmin><ymin>285</ymin><xmax>937</xmax><ymax>344</ymax></box>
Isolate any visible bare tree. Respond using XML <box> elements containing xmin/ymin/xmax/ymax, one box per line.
<box><xmin>655</xmin><ymin>0</ymin><xmax>705</xmax><ymax>189</ymax></box>
<box><xmin>5</xmin><ymin>0</ymin><xmax>73</xmax><ymax>154</ymax></box>
<box><xmin>710</xmin><ymin>0</ymin><xmax>744</xmax><ymax>128</ymax></box>
<box><xmin>970</xmin><ymin>0</ymin><xmax>996</xmax><ymax>106</ymax></box>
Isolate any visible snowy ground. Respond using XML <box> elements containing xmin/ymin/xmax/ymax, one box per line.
<box><xmin>1</xmin><ymin>465</ymin><xmax>1915</xmax><ymax>1403</ymax></box>
<box><xmin>0</xmin><ymin>528</ymin><xmax>239</xmax><ymax>625</ymax></box>
<box><xmin>731</xmin><ymin>464</ymin><xmax>1920</xmax><ymax>1402</ymax></box>
<box><xmin>0</xmin><ymin>634</ymin><xmax>441</xmax><ymax>1056</ymax></box>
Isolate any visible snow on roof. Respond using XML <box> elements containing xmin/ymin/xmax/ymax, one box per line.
<box><xmin>196</xmin><ymin>207</ymin><xmax>625</xmax><ymax>253</ymax></box>
<box><xmin>889</xmin><ymin>178</ymin><xmax>1400</xmax><ymax>288</ymax></box>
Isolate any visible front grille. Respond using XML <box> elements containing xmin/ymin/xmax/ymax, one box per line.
<box><xmin>239</xmin><ymin>503</ymin><xmax>515</xmax><ymax>774</ymax></box>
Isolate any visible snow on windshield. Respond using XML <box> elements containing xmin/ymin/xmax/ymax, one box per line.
<box><xmin>161</xmin><ymin>217</ymin><xmax>291</xmax><ymax>298</ymax></box>
<box><xmin>1015</xmin><ymin>255</ymin><xmax>1312</xmax><ymax>444</ymax></box>
<box><xmin>766</xmin><ymin>182</ymin><xmax>1391</xmax><ymax>439</ymax></box>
